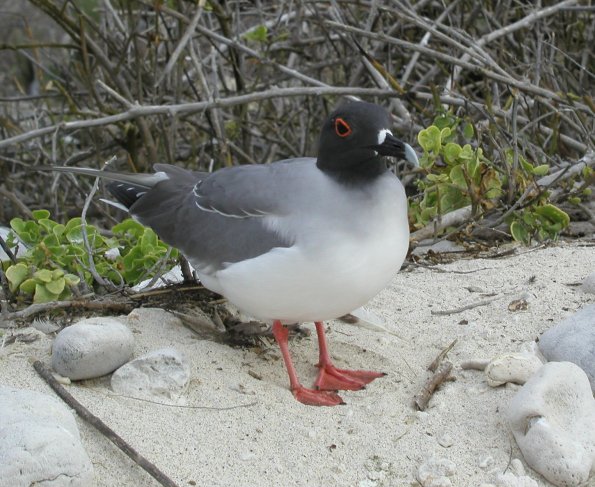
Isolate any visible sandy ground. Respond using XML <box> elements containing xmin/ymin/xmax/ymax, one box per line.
<box><xmin>1</xmin><ymin>240</ymin><xmax>594</xmax><ymax>487</ymax></box>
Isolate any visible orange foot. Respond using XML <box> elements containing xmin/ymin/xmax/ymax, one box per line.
<box><xmin>292</xmin><ymin>386</ymin><xmax>345</xmax><ymax>406</ymax></box>
<box><xmin>314</xmin><ymin>365</ymin><xmax>386</xmax><ymax>391</ymax></box>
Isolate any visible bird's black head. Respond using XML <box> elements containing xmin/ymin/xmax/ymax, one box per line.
<box><xmin>316</xmin><ymin>101</ymin><xmax>418</xmax><ymax>183</ymax></box>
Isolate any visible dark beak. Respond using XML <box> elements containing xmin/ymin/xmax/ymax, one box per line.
<box><xmin>371</xmin><ymin>133</ymin><xmax>419</xmax><ymax>167</ymax></box>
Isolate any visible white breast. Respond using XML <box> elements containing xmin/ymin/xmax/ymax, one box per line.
<box><xmin>198</xmin><ymin>171</ymin><xmax>409</xmax><ymax>322</ymax></box>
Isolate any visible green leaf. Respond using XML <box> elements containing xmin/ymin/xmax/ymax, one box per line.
<box><xmin>534</xmin><ymin>204</ymin><xmax>570</xmax><ymax>227</ymax></box>
<box><xmin>32</xmin><ymin>209</ymin><xmax>50</xmax><ymax>220</ymax></box>
<box><xmin>113</xmin><ymin>219</ymin><xmax>144</xmax><ymax>239</ymax></box>
<box><xmin>510</xmin><ymin>221</ymin><xmax>529</xmax><ymax>244</ymax></box>
<box><xmin>6</xmin><ymin>263</ymin><xmax>29</xmax><ymax>291</ymax></box>
<box><xmin>53</xmin><ymin>224</ymin><xmax>66</xmax><ymax>239</ymax></box>
<box><xmin>449</xmin><ymin>165</ymin><xmax>467</xmax><ymax>189</ymax></box>
<box><xmin>568</xmin><ymin>197</ymin><xmax>581</xmax><ymax>205</ymax></box>
<box><xmin>34</xmin><ymin>269</ymin><xmax>53</xmax><ymax>283</ymax></box>
<box><xmin>141</xmin><ymin>229</ymin><xmax>158</xmax><ymax>251</ymax></box>
<box><xmin>483</xmin><ymin>170</ymin><xmax>503</xmax><ymax>199</ymax></box>
<box><xmin>532</xmin><ymin>164</ymin><xmax>550</xmax><ymax>176</ymax></box>
<box><xmin>20</xmin><ymin>278</ymin><xmax>37</xmax><ymax>294</ymax></box>
<box><xmin>66</xmin><ymin>224</ymin><xmax>84</xmax><ymax>244</ymax></box>
<box><xmin>65</xmin><ymin>217</ymin><xmax>82</xmax><ymax>231</ymax></box>
<box><xmin>459</xmin><ymin>144</ymin><xmax>474</xmax><ymax>160</ymax></box>
<box><xmin>243</xmin><ymin>24</ymin><xmax>268</xmax><ymax>43</ymax></box>
<box><xmin>33</xmin><ymin>283</ymin><xmax>60</xmax><ymax>303</ymax></box>
<box><xmin>442</xmin><ymin>143</ymin><xmax>462</xmax><ymax>165</ymax></box>
<box><xmin>426</xmin><ymin>173</ymin><xmax>449</xmax><ymax>183</ymax></box>
<box><xmin>45</xmin><ymin>277</ymin><xmax>66</xmax><ymax>295</ymax></box>
<box><xmin>439</xmin><ymin>127</ymin><xmax>451</xmax><ymax>142</ymax></box>
<box><xmin>463</xmin><ymin>123</ymin><xmax>474</xmax><ymax>140</ymax></box>
<box><xmin>51</xmin><ymin>269</ymin><xmax>65</xmax><ymax>280</ymax></box>
<box><xmin>440</xmin><ymin>187</ymin><xmax>465</xmax><ymax>213</ymax></box>
<box><xmin>64</xmin><ymin>273</ymin><xmax>81</xmax><ymax>286</ymax></box>
<box><xmin>418</xmin><ymin>126</ymin><xmax>441</xmax><ymax>153</ymax></box>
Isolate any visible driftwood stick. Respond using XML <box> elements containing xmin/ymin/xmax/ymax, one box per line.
<box><xmin>32</xmin><ymin>360</ymin><xmax>180</xmax><ymax>487</ymax></box>
<box><xmin>1</xmin><ymin>299</ymin><xmax>133</xmax><ymax>324</ymax></box>
<box><xmin>414</xmin><ymin>361</ymin><xmax>454</xmax><ymax>411</ymax></box>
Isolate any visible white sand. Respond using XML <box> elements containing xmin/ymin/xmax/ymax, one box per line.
<box><xmin>2</xmin><ymin>241</ymin><xmax>594</xmax><ymax>487</ymax></box>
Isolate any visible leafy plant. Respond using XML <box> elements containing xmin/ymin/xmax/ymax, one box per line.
<box><xmin>4</xmin><ymin>210</ymin><xmax>178</xmax><ymax>303</ymax></box>
<box><xmin>411</xmin><ymin>114</ymin><xmax>502</xmax><ymax>226</ymax></box>
<box><xmin>411</xmin><ymin>112</ymin><xmax>570</xmax><ymax>243</ymax></box>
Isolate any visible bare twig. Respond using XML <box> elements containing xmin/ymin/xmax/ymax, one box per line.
<box><xmin>32</xmin><ymin>360</ymin><xmax>180</xmax><ymax>487</ymax></box>
<box><xmin>414</xmin><ymin>361</ymin><xmax>454</xmax><ymax>411</ymax></box>
<box><xmin>1</xmin><ymin>299</ymin><xmax>133</xmax><ymax>324</ymax></box>
<box><xmin>0</xmin><ymin>86</ymin><xmax>401</xmax><ymax>150</ymax></box>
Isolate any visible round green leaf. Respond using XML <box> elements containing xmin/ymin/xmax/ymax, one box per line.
<box><xmin>418</xmin><ymin>126</ymin><xmax>441</xmax><ymax>153</ymax></box>
<box><xmin>33</xmin><ymin>283</ymin><xmax>60</xmax><ymax>303</ymax></box>
<box><xmin>32</xmin><ymin>209</ymin><xmax>51</xmax><ymax>220</ymax></box>
<box><xmin>443</xmin><ymin>143</ymin><xmax>462</xmax><ymax>165</ymax></box>
<box><xmin>463</xmin><ymin>123</ymin><xmax>474</xmax><ymax>140</ymax></box>
<box><xmin>532</xmin><ymin>164</ymin><xmax>550</xmax><ymax>176</ymax></box>
<box><xmin>20</xmin><ymin>278</ymin><xmax>37</xmax><ymax>294</ymax></box>
<box><xmin>45</xmin><ymin>277</ymin><xmax>66</xmax><ymax>295</ymax></box>
<box><xmin>64</xmin><ymin>273</ymin><xmax>81</xmax><ymax>286</ymax></box>
<box><xmin>34</xmin><ymin>269</ymin><xmax>53</xmax><ymax>283</ymax></box>
<box><xmin>510</xmin><ymin>221</ymin><xmax>529</xmax><ymax>243</ymax></box>
<box><xmin>6</xmin><ymin>263</ymin><xmax>29</xmax><ymax>291</ymax></box>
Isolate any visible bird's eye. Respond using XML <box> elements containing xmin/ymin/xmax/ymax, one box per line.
<box><xmin>334</xmin><ymin>117</ymin><xmax>352</xmax><ymax>138</ymax></box>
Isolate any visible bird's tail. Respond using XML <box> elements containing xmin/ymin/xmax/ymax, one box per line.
<box><xmin>45</xmin><ymin>166</ymin><xmax>169</xmax><ymax>210</ymax></box>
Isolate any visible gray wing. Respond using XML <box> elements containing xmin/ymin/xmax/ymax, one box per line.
<box><xmin>191</xmin><ymin>158</ymin><xmax>314</xmax><ymax>217</ymax></box>
<box><xmin>129</xmin><ymin>162</ymin><xmax>314</xmax><ymax>272</ymax></box>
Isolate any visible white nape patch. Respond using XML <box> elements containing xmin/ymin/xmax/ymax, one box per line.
<box><xmin>377</xmin><ymin>128</ymin><xmax>393</xmax><ymax>145</ymax></box>
<box><xmin>154</xmin><ymin>171</ymin><xmax>169</xmax><ymax>180</ymax></box>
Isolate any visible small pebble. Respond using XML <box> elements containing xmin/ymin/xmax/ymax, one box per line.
<box><xmin>479</xmin><ymin>456</ymin><xmax>494</xmax><ymax>469</ymax></box>
<box><xmin>239</xmin><ymin>452</ymin><xmax>256</xmax><ymax>462</ymax></box>
<box><xmin>437</xmin><ymin>433</ymin><xmax>453</xmax><ymax>448</ymax></box>
<box><xmin>485</xmin><ymin>352</ymin><xmax>543</xmax><ymax>387</ymax></box>
<box><xmin>416</xmin><ymin>456</ymin><xmax>456</xmax><ymax>487</ymax></box>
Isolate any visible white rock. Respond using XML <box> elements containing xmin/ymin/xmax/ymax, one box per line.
<box><xmin>506</xmin><ymin>362</ymin><xmax>595</xmax><ymax>487</ymax></box>
<box><xmin>478</xmin><ymin>456</ymin><xmax>494</xmax><ymax>469</ymax></box>
<box><xmin>111</xmin><ymin>347</ymin><xmax>190</xmax><ymax>404</ymax></box>
<box><xmin>485</xmin><ymin>352</ymin><xmax>543</xmax><ymax>387</ymax></box>
<box><xmin>538</xmin><ymin>304</ymin><xmax>595</xmax><ymax>391</ymax></box>
<box><xmin>0</xmin><ymin>387</ymin><xmax>93</xmax><ymax>486</ymax></box>
<box><xmin>494</xmin><ymin>471</ymin><xmax>538</xmax><ymax>487</ymax></box>
<box><xmin>52</xmin><ymin>317</ymin><xmax>134</xmax><ymax>380</ymax></box>
<box><xmin>416</xmin><ymin>456</ymin><xmax>456</xmax><ymax>487</ymax></box>
<box><xmin>437</xmin><ymin>432</ymin><xmax>453</xmax><ymax>448</ymax></box>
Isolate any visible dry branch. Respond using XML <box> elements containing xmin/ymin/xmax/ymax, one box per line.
<box><xmin>32</xmin><ymin>360</ymin><xmax>180</xmax><ymax>487</ymax></box>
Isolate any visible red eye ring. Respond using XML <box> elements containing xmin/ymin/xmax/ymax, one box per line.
<box><xmin>334</xmin><ymin>117</ymin><xmax>352</xmax><ymax>138</ymax></box>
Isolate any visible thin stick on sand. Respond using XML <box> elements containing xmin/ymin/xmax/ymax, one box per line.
<box><xmin>32</xmin><ymin>360</ymin><xmax>180</xmax><ymax>487</ymax></box>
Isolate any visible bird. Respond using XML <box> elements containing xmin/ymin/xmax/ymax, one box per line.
<box><xmin>52</xmin><ymin>100</ymin><xmax>419</xmax><ymax>406</ymax></box>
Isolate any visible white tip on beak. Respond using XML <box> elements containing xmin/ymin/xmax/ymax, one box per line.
<box><xmin>404</xmin><ymin>143</ymin><xmax>419</xmax><ymax>167</ymax></box>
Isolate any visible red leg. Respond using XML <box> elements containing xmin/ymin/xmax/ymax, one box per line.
<box><xmin>314</xmin><ymin>322</ymin><xmax>385</xmax><ymax>391</ymax></box>
<box><xmin>272</xmin><ymin>320</ymin><xmax>344</xmax><ymax>406</ymax></box>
